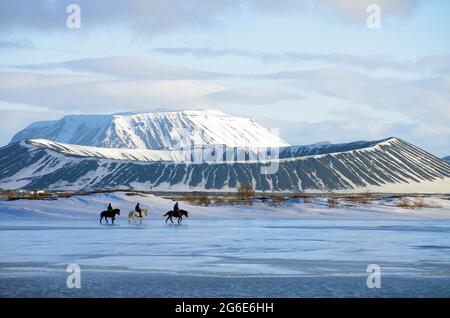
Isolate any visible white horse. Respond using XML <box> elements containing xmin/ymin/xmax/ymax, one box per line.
<box><xmin>128</xmin><ymin>208</ymin><xmax>148</xmax><ymax>223</ymax></box>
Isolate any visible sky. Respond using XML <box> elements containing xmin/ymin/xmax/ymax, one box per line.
<box><xmin>0</xmin><ymin>0</ymin><xmax>449</xmax><ymax>156</ymax></box>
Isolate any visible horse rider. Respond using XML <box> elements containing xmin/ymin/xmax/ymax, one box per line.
<box><xmin>135</xmin><ymin>203</ymin><xmax>143</xmax><ymax>218</ymax></box>
<box><xmin>174</xmin><ymin>202</ymin><xmax>180</xmax><ymax>214</ymax></box>
<box><xmin>107</xmin><ymin>203</ymin><xmax>113</xmax><ymax>212</ymax></box>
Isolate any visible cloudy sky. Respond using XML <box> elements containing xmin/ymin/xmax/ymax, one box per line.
<box><xmin>0</xmin><ymin>0</ymin><xmax>449</xmax><ymax>156</ymax></box>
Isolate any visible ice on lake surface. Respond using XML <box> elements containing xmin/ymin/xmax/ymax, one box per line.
<box><xmin>1</xmin><ymin>218</ymin><xmax>450</xmax><ymax>297</ymax></box>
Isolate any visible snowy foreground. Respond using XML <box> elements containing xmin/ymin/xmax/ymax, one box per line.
<box><xmin>1</xmin><ymin>193</ymin><xmax>450</xmax><ymax>297</ymax></box>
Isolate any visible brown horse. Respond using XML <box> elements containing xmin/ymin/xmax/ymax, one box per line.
<box><xmin>164</xmin><ymin>210</ymin><xmax>189</xmax><ymax>224</ymax></box>
<box><xmin>100</xmin><ymin>209</ymin><xmax>120</xmax><ymax>224</ymax></box>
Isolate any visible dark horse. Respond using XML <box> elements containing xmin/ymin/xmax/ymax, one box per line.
<box><xmin>164</xmin><ymin>210</ymin><xmax>189</xmax><ymax>224</ymax></box>
<box><xmin>100</xmin><ymin>209</ymin><xmax>120</xmax><ymax>224</ymax></box>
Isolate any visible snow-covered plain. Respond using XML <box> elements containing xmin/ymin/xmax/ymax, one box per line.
<box><xmin>1</xmin><ymin>193</ymin><xmax>450</xmax><ymax>297</ymax></box>
<box><xmin>1</xmin><ymin>192</ymin><xmax>450</xmax><ymax>220</ymax></box>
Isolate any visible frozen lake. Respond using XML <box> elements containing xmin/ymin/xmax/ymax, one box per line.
<box><xmin>1</xmin><ymin>218</ymin><xmax>450</xmax><ymax>297</ymax></box>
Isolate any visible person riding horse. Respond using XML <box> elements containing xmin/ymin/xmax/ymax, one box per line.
<box><xmin>164</xmin><ymin>202</ymin><xmax>188</xmax><ymax>224</ymax></box>
<box><xmin>100</xmin><ymin>204</ymin><xmax>120</xmax><ymax>224</ymax></box>
<box><xmin>135</xmin><ymin>203</ymin><xmax>142</xmax><ymax>218</ymax></box>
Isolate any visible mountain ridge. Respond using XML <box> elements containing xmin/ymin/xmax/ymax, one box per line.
<box><xmin>1</xmin><ymin>137</ymin><xmax>449</xmax><ymax>193</ymax></box>
<box><xmin>23</xmin><ymin>137</ymin><xmax>397</xmax><ymax>163</ymax></box>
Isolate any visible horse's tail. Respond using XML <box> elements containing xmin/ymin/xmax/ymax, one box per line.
<box><xmin>164</xmin><ymin>212</ymin><xmax>169</xmax><ymax>216</ymax></box>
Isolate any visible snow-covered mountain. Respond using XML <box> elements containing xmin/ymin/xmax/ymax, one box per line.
<box><xmin>10</xmin><ymin>110</ymin><xmax>289</xmax><ymax>149</ymax></box>
<box><xmin>3</xmin><ymin>110</ymin><xmax>450</xmax><ymax>193</ymax></box>
<box><xmin>1</xmin><ymin>137</ymin><xmax>449</xmax><ymax>193</ymax></box>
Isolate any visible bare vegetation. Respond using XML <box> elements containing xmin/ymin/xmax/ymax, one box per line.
<box><xmin>125</xmin><ymin>192</ymin><xmax>145</xmax><ymax>197</ymax></box>
<box><xmin>395</xmin><ymin>197</ymin><xmax>441</xmax><ymax>209</ymax></box>
<box><xmin>267</xmin><ymin>195</ymin><xmax>286</xmax><ymax>207</ymax></box>
<box><xmin>346</xmin><ymin>195</ymin><xmax>372</xmax><ymax>205</ymax></box>
<box><xmin>327</xmin><ymin>197</ymin><xmax>339</xmax><ymax>209</ymax></box>
<box><xmin>3</xmin><ymin>190</ymin><xmax>55</xmax><ymax>201</ymax></box>
<box><xmin>238</xmin><ymin>184</ymin><xmax>255</xmax><ymax>199</ymax></box>
<box><xmin>292</xmin><ymin>193</ymin><xmax>313</xmax><ymax>203</ymax></box>
<box><xmin>180</xmin><ymin>194</ymin><xmax>212</xmax><ymax>206</ymax></box>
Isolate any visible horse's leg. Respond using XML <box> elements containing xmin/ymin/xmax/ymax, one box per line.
<box><xmin>165</xmin><ymin>215</ymin><xmax>170</xmax><ymax>223</ymax></box>
<box><xmin>178</xmin><ymin>216</ymin><xmax>182</xmax><ymax>224</ymax></box>
<box><xmin>169</xmin><ymin>216</ymin><xmax>174</xmax><ymax>223</ymax></box>
<box><xmin>105</xmin><ymin>217</ymin><xmax>108</xmax><ymax>224</ymax></box>
<box><xmin>111</xmin><ymin>217</ymin><xmax>115</xmax><ymax>224</ymax></box>
<box><xmin>100</xmin><ymin>216</ymin><xmax>102</xmax><ymax>224</ymax></box>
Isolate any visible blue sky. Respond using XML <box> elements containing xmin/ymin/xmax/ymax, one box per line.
<box><xmin>0</xmin><ymin>0</ymin><xmax>449</xmax><ymax>156</ymax></box>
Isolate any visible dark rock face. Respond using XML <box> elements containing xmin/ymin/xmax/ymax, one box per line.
<box><xmin>0</xmin><ymin>138</ymin><xmax>449</xmax><ymax>192</ymax></box>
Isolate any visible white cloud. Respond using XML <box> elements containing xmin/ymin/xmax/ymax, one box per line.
<box><xmin>314</xmin><ymin>0</ymin><xmax>419</xmax><ymax>21</ymax></box>
<box><xmin>152</xmin><ymin>47</ymin><xmax>450</xmax><ymax>75</ymax></box>
<box><xmin>3</xmin><ymin>58</ymin><xmax>450</xmax><ymax>125</ymax></box>
<box><xmin>0</xmin><ymin>71</ymin><xmax>225</xmax><ymax>112</ymax></box>
<box><xmin>0</xmin><ymin>108</ymin><xmax>63</xmax><ymax>147</ymax></box>
<box><xmin>259</xmin><ymin>115</ymin><xmax>449</xmax><ymax>157</ymax></box>
<box><xmin>0</xmin><ymin>39</ymin><xmax>35</xmax><ymax>49</ymax></box>
<box><xmin>1</xmin><ymin>56</ymin><xmax>449</xmax><ymax>156</ymax></box>
<box><xmin>0</xmin><ymin>0</ymin><xmax>423</xmax><ymax>35</ymax></box>
<box><xmin>205</xmin><ymin>87</ymin><xmax>302</xmax><ymax>105</ymax></box>
<box><xmin>258</xmin><ymin>68</ymin><xmax>450</xmax><ymax>125</ymax></box>
<box><xmin>14</xmin><ymin>57</ymin><xmax>227</xmax><ymax>80</ymax></box>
